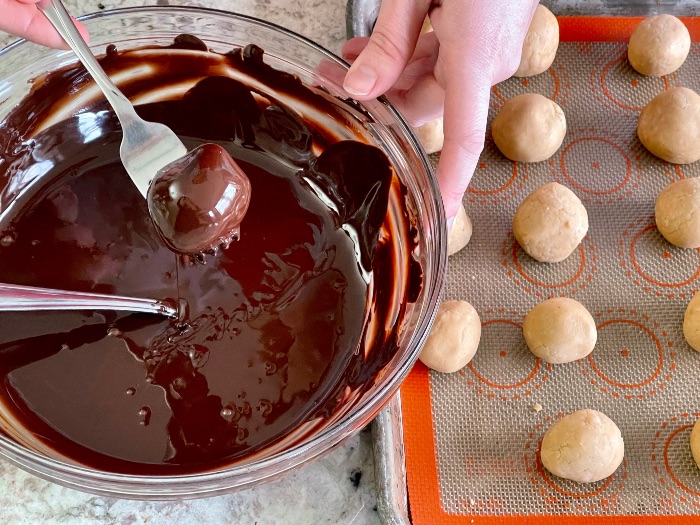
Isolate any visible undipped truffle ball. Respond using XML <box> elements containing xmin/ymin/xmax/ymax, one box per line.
<box><xmin>541</xmin><ymin>409</ymin><xmax>625</xmax><ymax>483</ymax></box>
<box><xmin>523</xmin><ymin>298</ymin><xmax>597</xmax><ymax>364</ymax></box>
<box><xmin>691</xmin><ymin>418</ymin><xmax>700</xmax><ymax>469</ymax></box>
<box><xmin>638</xmin><ymin>87</ymin><xmax>700</xmax><ymax>165</ymax></box>
<box><xmin>628</xmin><ymin>14</ymin><xmax>690</xmax><ymax>77</ymax></box>
<box><xmin>419</xmin><ymin>300</ymin><xmax>481</xmax><ymax>373</ymax></box>
<box><xmin>513</xmin><ymin>182</ymin><xmax>588</xmax><ymax>263</ymax></box>
<box><xmin>514</xmin><ymin>4</ymin><xmax>559</xmax><ymax>77</ymax></box>
<box><xmin>655</xmin><ymin>178</ymin><xmax>700</xmax><ymax>248</ymax></box>
<box><xmin>447</xmin><ymin>204</ymin><xmax>473</xmax><ymax>256</ymax></box>
<box><xmin>413</xmin><ymin>117</ymin><xmax>444</xmax><ymax>154</ymax></box>
<box><xmin>492</xmin><ymin>94</ymin><xmax>566</xmax><ymax>163</ymax></box>
<box><xmin>684</xmin><ymin>292</ymin><xmax>700</xmax><ymax>352</ymax></box>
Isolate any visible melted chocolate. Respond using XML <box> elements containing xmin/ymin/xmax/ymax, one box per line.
<box><xmin>148</xmin><ymin>143</ymin><xmax>252</xmax><ymax>256</ymax></box>
<box><xmin>0</xmin><ymin>40</ymin><xmax>420</xmax><ymax>474</ymax></box>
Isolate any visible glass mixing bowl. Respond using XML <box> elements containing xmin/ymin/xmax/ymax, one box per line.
<box><xmin>0</xmin><ymin>6</ymin><xmax>445</xmax><ymax>499</ymax></box>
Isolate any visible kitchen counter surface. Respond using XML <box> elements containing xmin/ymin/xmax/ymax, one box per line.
<box><xmin>3</xmin><ymin>1</ymin><xmax>700</xmax><ymax>524</ymax></box>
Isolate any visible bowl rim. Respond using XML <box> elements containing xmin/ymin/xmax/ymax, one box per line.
<box><xmin>0</xmin><ymin>5</ymin><xmax>446</xmax><ymax>495</ymax></box>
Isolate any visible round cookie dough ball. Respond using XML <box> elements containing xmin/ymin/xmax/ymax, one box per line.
<box><xmin>691</xmin><ymin>419</ymin><xmax>700</xmax><ymax>469</ymax></box>
<box><xmin>514</xmin><ymin>4</ymin><xmax>559</xmax><ymax>77</ymax></box>
<box><xmin>684</xmin><ymin>292</ymin><xmax>700</xmax><ymax>352</ymax></box>
<box><xmin>523</xmin><ymin>298</ymin><xmax>597</xmax><ymax>364</ymax></box>
<box><xmin>541</xmin><ymin>409</ymin><xmax>625</xmax><ymax>483</ymax></box>
<box><xmin>513</xmin><ymin>182</ymin><xmax>588</xmax><ymax>263</ymax></box>
<box><xmin>655</xmin><ymin>178</ymin><xmax>700</xmax><ymax>248</ymax></box>
<box><xmin>628</xmin><ymin>14</ymin><xmax>690</xmax><ymax>77</ymax></box>
<box><xmin>447</xmin><ymin>204</ymin><xmax>472</xmax><ymax>256</ymax></box>
<box><xmin>492</xmin><ymin>94</ymin><xmax>566</xmax><ymax>163</ymax></box>
<box><xmin>638</xmin><ymin>87</ymin><xmax>700</xmax><ymax>165</ymax></box>
<box><xmin>413</xmin><ymin>117</ymin><xmax>444</xmax><ymax>154</ymax></box>
<box><xmin>419</xmin><ymin>300</ymin><xmax>481</xmax><ymax>373</ymax></box>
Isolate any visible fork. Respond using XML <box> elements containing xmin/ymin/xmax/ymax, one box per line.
<box><xmin>38</xmin><ymin>0</ymin><xmax>188</xmax><ymax>198</ymax></box>
<box><xmin>0</xmin><ymin>282</ymin><xmax>178</xmax><ymax>317</ymax></box>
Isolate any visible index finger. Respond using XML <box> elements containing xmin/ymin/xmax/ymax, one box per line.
<box><xmin>435</xmin><ymin>47</ymin><xmax>493</xmax><ymax>222</ymax></box>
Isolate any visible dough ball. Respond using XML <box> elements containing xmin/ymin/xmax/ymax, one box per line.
<box><xmin>514</xmin><ymin>4</ymin><xmax>559</xmax><ymax>77</ymax></box>
<box><xmin>513</xmin><ymin>182</ymin><xmax>588</xmax><ymax>263</ymax></box>
<box><xmin>419</xmin><ymin>300</ymin><xmax>481</xmax><ymax>373</ymax></box>
<box><xmin>684</xmin><ymin>292</ymin><xmax>700</xmax><ymax>352</ymax></box>
<box><xmin>413</xmin><ymin>117</ymin><xmax>444</xmax><ymax>154</ymax></box>
<box><xmin>541</xmin><ymin>409</ymin><xmax>625</xmax><ymax>483</ymax></box>
<box><xmin>691</xmin><ymin>419</ymin><xmax>700</xmax><ymax>469</ymax></box>
<box><xmin>655</xmin><ymin>178</ymin><xmax>700</xmax><ymax>248</ymax></box>
<box><xmin>492</xmin><ymin>94</ymin><xmax>566</xmax><ymax>163</ymax></box>
<box><xmin>523</xmin><ymin>298</ymin><xmax>597</xmax><ymax>364</ymax></box>
<box><xmin>628</xmin><ymin>14</ymin><xmax>690</xmax><ymax>77</ymax></box>
<box><xmin>638</xmin><ymin>87</ymin><xmax>700</xmax><ymax>165</ymax></box>
<box><xmin>421</xmin><ymin>16</ymin><xmax>433</xmax><ymax>34</ymax></box>
<box><xmin>447</xmin><ymin>204</ymin><xmax>472</xmax><ymax>256</ymax></box>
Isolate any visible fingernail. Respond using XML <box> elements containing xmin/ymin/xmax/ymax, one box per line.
<box><xmin>343</xmin><ymin>64</ymin><xmax>377</xmax><ymax>96</ymax></box>
<box><xmin>446</xmin><ymin>216</ymin><xmax>455</xmax><ymax>231</ymax></box>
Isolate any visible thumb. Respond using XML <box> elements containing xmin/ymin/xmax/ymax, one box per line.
<box><xmin>343</xmin><ymin>0</ymin><xmax>430</xmax><ymax>99</ymax></box>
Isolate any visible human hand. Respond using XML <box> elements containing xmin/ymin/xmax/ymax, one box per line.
<box><xmin>342</xmin><ymin>0</ymin><xmax>539</xmax><ymax>224</ymax></box>
<box><xmin>0</xmin><ymin>0</ymin><xmax>88</xmax><ymax>48</ymax></box>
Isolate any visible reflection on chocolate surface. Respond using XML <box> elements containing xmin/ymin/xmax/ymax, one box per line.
<box><xmin>0</xmin><ymin>39</ymin><xmax>421</xmax><ymax>474</ymax></box>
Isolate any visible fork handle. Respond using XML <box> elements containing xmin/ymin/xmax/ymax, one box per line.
<box><xmin>38</xmin><ymin>0</ymin><xmax>140</xmax><ymax>125</ymax></box>
<box><xmin>0</xmin><ymin>283</ymin><xmax>178</xmax><ymax>318</ymax></box>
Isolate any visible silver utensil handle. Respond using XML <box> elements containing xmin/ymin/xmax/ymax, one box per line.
<box><xmin>372</xmin><ymin>392</ymin><xmax>411</xmax><ymax>525</ymax></box>
<box><xmin>38</xmin><ymin>0</ymin><xmax>140</xmax><ymax>125</ymax></box>
<box><xmin>0</xmin><ymin>283</ymin><xmax>177</xmax><ymax>318</ymax></box>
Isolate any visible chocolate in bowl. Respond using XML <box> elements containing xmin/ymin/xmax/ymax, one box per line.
<box><xmin>0</xmin><ymin>7</ymin><xmax>445</xmax><ymax>498</ymax></box>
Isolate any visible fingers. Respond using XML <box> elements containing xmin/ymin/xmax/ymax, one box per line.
<box><xmin>388</xmin><ymin>74</ymin><xmax>444</xmax><ymax>127</ymax></box>
<box><xmin>343</xmin><ymin>0</ymin><xmax>431</xmax><ymax>99</ymax></box>
<box><xmin>344</xmin><ymin>32</ymin><xmax>438</xmax><ymax>90</ymax></box>
<box><xmin>0</xmin><ymin>0</ymin><xmax>89</xmax><ymax>49</ymax></box>
<box><xmin>341</xmin><ymin>37</ymin><xmax>370</xmax><ymax>62</ymax></box>
<box><xmin>435</xmin><ymin>49</ymin><xmax>494</xmax><ymax>222</ymax></box>
<box><xmin>344</xmin><ymin>32</ymin><xmax>443</xmax><ymax>125</ymax></box>
<box><xmin>316</xmin><ymin>58</ymin><xmax>349</xmax><ymax>92</ymax></box>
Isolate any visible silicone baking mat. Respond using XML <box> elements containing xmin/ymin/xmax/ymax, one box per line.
<box><xmin>402</xmin><ymin>17</ymin><xmax>700</xmax><ymax>524</ymax></box>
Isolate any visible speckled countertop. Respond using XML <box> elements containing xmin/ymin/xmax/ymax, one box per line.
<box><xmin>5</xmin><ymin>1</ymin><xmax>700</xmax><ymax>524</ymax></box>
<box><xmin>0</xmin><ymin>1</ymin><xmax>382</xmax><ymax>524</ymax></box>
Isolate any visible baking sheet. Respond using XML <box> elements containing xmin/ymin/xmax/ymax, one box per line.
<box><xmin>401</xmin><ymin>17</ymin><xmax>700</xmax><ymax>524</ymax></box>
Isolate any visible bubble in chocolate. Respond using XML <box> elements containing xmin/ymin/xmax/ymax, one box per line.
<box><xmin>138</xmin><ymin>406</ymin><xmax>152</xmax><ymax>426</ymax></box>
<box><xmin>0</xmin><ymin>234</ymin><xmax>15</xmax><ymax>247</ymax></box>
<box><xmin>147</xmin><ymin>143</ymin><xmax>252</xmax><ymax>256</ymax></box>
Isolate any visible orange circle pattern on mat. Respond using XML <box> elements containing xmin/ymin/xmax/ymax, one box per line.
<box><xmin>491</xmin><ymin>65</ymin><xmax>571</xmax><ymax>110</ymax></box>
<box><xmin>467</xmin><ymin>139</ymin><xmax>528</xmax><ymax>204</ymax></box>
<box><xmin>502</xmin><ymin>233</ymin><xmax>597</xmax><ymax>298</ymax></box>
<box><xmin>619</xmin><ymin>216</ymin><xmax>700</xmax><ymax>299</ymax></box>
<box><xmin>590</xmin><ymin>47</ymin><xmax>674</xmax><ymax>114</ymax></box>
<box><xmin>652</xmin><ymin>413</ymin><xmax>700</xmax><ymax>507</ymax></box>
<box><xmin>577</xmin><ymin>309</ymin><xmax>676</xmax><ymax>399</ymax></box>
<box><xmin>462</xmin><ymin>312</ymin><xmax>552</xmax><ymax>401</ymax></box>
<box><xmin>549</xmin><ymin>128</ymin><xmax>642</xmax><ymax>203</ymax></box>
<box><xmin>665</xmin><ymin>163</ymin><xmax>687</xmax><ymax>184</ymax></box>
<box><xmin>524</xmin><ymin>413</ymin><xmax>627</xmax><ymax>512</ymax></box>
